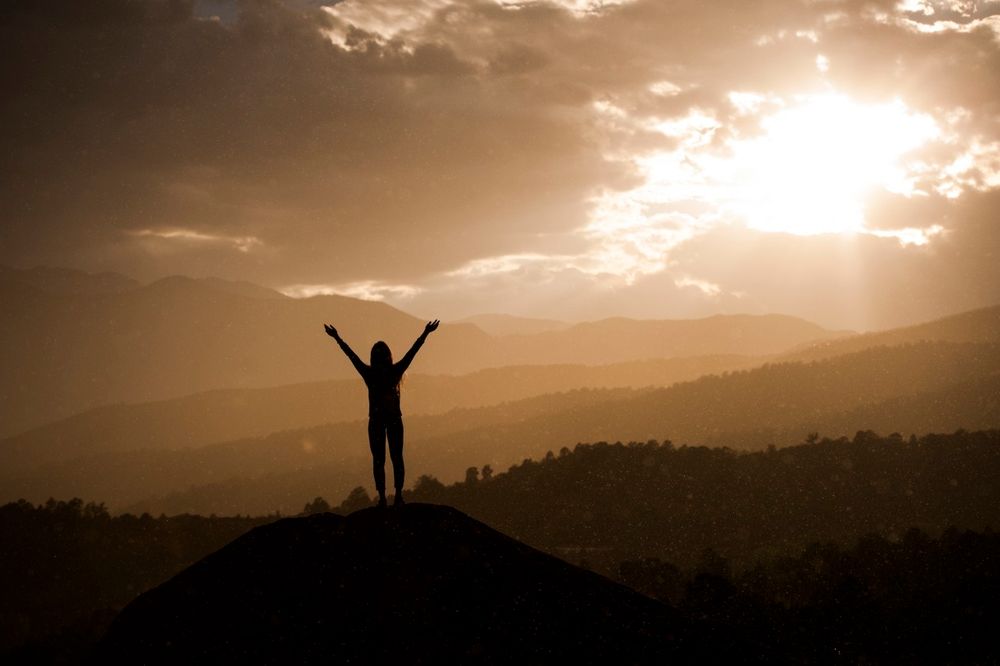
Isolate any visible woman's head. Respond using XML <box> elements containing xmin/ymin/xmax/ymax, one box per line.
<box><xmin>370</xmin><ymin>341</ymin><xmax>393</xmax><ymax>368</ymax></box>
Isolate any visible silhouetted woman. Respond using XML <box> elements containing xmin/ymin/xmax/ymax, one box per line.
<box><xmin>324</xmin><ymin>320</ymin><xmax>440</xmax><ymax>507</ymax></box>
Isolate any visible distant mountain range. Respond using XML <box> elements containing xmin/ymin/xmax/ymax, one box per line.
<box><xmin>4</xmin><ymin>265</ymin><xmax>998</xmax><ymax>516</ymax></box>
<box><xmin>135</xmin><ymin>339</ymin><xmax>998</xmax><ymax>516</ymax></box>
<box><xmin>0</xmin><ymin>355</ymin><xmax>757</xmax><ymax>471</ymax></box>
<box><xmin>781</xmin><ymin>304</ymin><xmax>1000</xmax><ymax>362</ymax></box>
<box><xmin>6</xmin><ymin>338</ymin><xmax>996</xmax><ymax>516</ymax></box>
<box><xmin>454</xmin><ymin>313</ymin><xmax>571</xmax><ymax>336</ymax></box>
<box><xmin>1</xmin><ymin>265</ymin><xmax>845</xmax><ymax>435</ymax></box>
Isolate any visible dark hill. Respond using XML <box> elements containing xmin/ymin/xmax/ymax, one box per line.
<box><xmin>95</xmin><ymin>504</ymin><xmax>715</xmax><ymax>664</ymax></box>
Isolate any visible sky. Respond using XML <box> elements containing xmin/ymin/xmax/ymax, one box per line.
<box><xmin>2</xmin><ymin>0</ymin><xmax>999</xmax><ymax>330</ymax></box>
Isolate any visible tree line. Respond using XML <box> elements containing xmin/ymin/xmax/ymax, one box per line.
<box><xmin>0</xmin><ymin>499</ymin><xmax>272</xmax><ymax>661</ymax></box>
<box><xmin>401</xmin><ymin>429</ymin><xmax>1000</xmax><ymax>570</ymax></box>
<box><xmin>3</xmin><ymin>429</ymin><xmax>998</xmax><ymax>662</ymax></box>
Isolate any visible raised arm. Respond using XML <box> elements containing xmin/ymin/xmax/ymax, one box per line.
<box><xmin>396</xmin><ymin>320</ymin><xmax>439</xmax><ymax>374</ymax></box>
<box><xmin>324</xmin><ymin>324</ymin><xmax>368</xmax><ymax>378</ymax></box>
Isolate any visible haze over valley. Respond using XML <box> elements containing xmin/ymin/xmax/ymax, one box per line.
<box><xmin>2</xmin><ymin>266</ymin><xmax>997</xmax><ymax>517</ymax></box>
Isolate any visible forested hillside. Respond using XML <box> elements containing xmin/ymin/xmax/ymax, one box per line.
<box><xmin>63</xmin><ymin>341</ymin><xmax>1000</xmax><ymax>516</ymax></box>
<box><xmin>405</xmin><ymin>430</ymin><xmax>1000</xmax><ymax>570</ymax></box>
<box><xmin>0</xmin><ymin>355</ymin><xmax>756</xmax><ymax>471</ymax></box>
<box><xmin>3</xmin><ymin>430</ymin><xmax>998</xmax><ymax>662</ymax></box>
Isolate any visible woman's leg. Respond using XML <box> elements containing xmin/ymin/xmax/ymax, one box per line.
<box><xmin>387</xmin><ymin>418</ymin><xmax>405</xmax><ymax>501</ymax></box>
<box><xmin>367</xmin><ymin>419</ymin><xmax>387</xmax><ymax>501</ymax></box>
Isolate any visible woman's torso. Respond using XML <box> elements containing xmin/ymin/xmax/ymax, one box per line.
<box><xmin>364</xmin><ymin>365</ymin><xmax>403</xmax><ymax>420</ymax></box>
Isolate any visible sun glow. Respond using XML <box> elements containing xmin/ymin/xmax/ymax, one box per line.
<box><xmin>720</xmin><ymin>94</ymin><xmax>940</xmax><ymax>235</ymax></box>
<box><xmin>577</xmin><ymin>94</ymin><xmax>942</xmax><ymax>286</ymax></box>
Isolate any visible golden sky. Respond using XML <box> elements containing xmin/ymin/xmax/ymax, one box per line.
<box><xmin>2</xmin><ymin>0</ymin><xmax>999</xmax><ymax>329</ymax></box>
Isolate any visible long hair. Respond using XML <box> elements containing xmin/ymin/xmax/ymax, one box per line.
<box><xmin>370</xmin><ymin>340</ymin><xmax>393</xmax><ymax>369</ymax></box>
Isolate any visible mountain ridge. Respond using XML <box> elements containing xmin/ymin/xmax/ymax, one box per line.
<box><xmin>7</xmin><ymin>340</ymin><xmax>993</xmax><ymax>515</ymax></box>
<box><xmin>132</xmin><ymin>341</ymin><xmax>1000</xmax><ymax>515</ymax></box>
<box><xmin>2</xmin><ymin>264</ymin><xmax>842</xmax><ymax>435</ymax></box>
<box><xmin>0</xmin><ymin>355</ymin><xmax>757</xmax><ymax>471</ymax></box>
<box><xmin>783</xmin><ymin>304</ymin><xmax>1000</xmax><ymax>362</ymax></box>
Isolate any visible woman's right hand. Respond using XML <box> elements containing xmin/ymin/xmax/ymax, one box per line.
<box><xmin>424</xmin><ymin>319</ymin><xmax>440</xmax><ymax>335</ymax></box>
<box><xmin>324</xmin><ymin>324</ymin><xmax>339</xmax><ymax>340</ymax></box>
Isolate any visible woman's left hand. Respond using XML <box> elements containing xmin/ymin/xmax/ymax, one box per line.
<box><xmin>424</xmin><ymin>320</ymin><xmax>440</xmax><ymax>335</ymax></box>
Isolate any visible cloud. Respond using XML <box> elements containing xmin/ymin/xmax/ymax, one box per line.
<box><xmin>129</xmin><ymin>228</ymin><xmax>263</xmax><ymax>253</ymax></box>
<box><xmin>673</xmin><ymin>275</ymin><xmax>724</xmax><ymax>297</ymax></box>
<box><xmin>664</xmin><ymin>189</ymin><xmax>1000</xmax><ymax>329</ymax></box>
<box><xmin>280</xmin><ymin>280</ymin><xmax>422</xmax><ymax>300</ymax></box>
<box><xmin>1</xmin><ymin>0</ymin><xmax>625</xmax><ymax>282</ymax></box>
<box><xmin>2</xmin><ymin>0</ymin><xmax>999</xmax><ymax>328</ymax></box>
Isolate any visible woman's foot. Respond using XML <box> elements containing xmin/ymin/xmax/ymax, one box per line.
<box><xmin>377</xmin><ymin>495</ymin><xmax>387</xmax><ymax>508</ymax></box>
<box><xmin>393</xmin><ymin>492</ymin><xmax>405</xmax><ymax>507</ymax></box>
